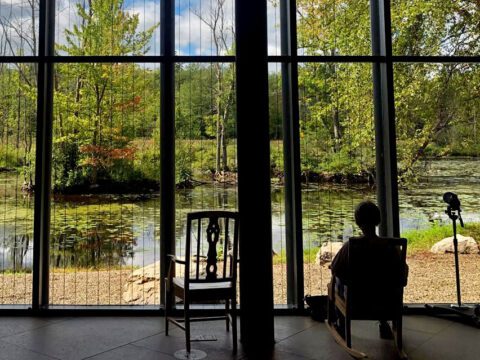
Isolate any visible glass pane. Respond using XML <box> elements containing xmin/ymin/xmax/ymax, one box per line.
<box><xmin>396</xmin><ymin>63</ymin><xmax>480</xmax><ymax>303</ymax></box>
<box><xmin>267</xmin><ymin>0</ymin><xmax>281</xmax><ymax>56</ymax></box>
<box><xmin>175</xmin><ymin>0</ymin><xmax>235</xmax><ymax>56</ymax></box>
<box><xmin>0</xmin><ymin>63</ymin><xmax>37</xmax><ymax>305</ymax></box>
<box><xmin>297</xmin><ymin>0</ymin><xmax>371</xmax><ymax>56</ymax></box>
<box><xmin>55</xmin><ymin>0</ymin><xmax>161</xmax><ymax>56</ymax></box>
<box><xmin>51</xmin><ymin>62</ymin><xmax>161</xmax><ymax>306</ymax></box>
<box><xmin>0</xmin><ymin>0</ymin><xmax>39</xmax><ymax>56</ymax></box>
<box><xmin>174</xmin><ymin>62</ymin><xmax>238</xmax><ymax>280</ymax></box>
<box><xmin>392</xmin><ymin>1</ymin><xmax>480</xmax><ymax>56</ymax></box>
<box><xmin>298</xmin><ymin>62</ymin><xmax>375</xmax><ymax>296</ymax></box>
<box><xmin>269</xmin><ymin>63</ymin><xmax>287</xmax><ymax>305</ymax></box>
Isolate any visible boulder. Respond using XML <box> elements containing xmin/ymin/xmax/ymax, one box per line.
<box><xmin>123</xmin><ymin>261</ymin><xmax>161</xmax><ymax>305</ymax></box>
<box><xmin>316</xmin><ymin>242</ymin><xmax>344</xmax><ymax>265</ymax></box>
<box><xmin>123</xmin><ymin>259</ymin><xmax>219</xmax><ymax>304</ymax></box>
<box><xmin>123</xmin><ymin>261</ymin><xmax>186</xmax><ymax>304</ymax></box>
<box><xmin>430</xmin><ymin>234</ymin><xmax>480</xmax><ymax>254</ymax></box>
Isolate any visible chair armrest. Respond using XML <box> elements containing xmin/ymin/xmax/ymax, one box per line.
<box><xmin>167</xmin><ymin>254</ymin><xmax>186</xmax><ymax>265</ymax></box>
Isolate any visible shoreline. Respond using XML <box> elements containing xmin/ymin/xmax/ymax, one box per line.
<box><xmin>0</xmin><ymin>252</ymin><xmax>477</xmax><ymax>305</ymax></box>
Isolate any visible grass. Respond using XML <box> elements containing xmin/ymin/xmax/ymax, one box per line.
<box><xmin>273</xmin><ymin>222</ymin><xmax>480</xmax><ymax>264</ymax></box>
<box><xmin>402</xmin><ymin>222</ymin><xmax>480</xmax><ymax>253</ymax></box>
<box><xmin>273</xmin><ymin>247</ymin><xmax>320</xmax><ymax>265</ymax></box>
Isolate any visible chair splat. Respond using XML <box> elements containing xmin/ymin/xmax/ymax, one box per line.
<box><xmin>206</xmin><ymin>217</ymin><xmax>221</xmax><ymax>280</ymax></box>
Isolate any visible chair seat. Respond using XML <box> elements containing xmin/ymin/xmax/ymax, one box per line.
<box><xmin>173</xmin><ymin>277</ymin><xmax>233</xmax><ymax>291</ymax></box>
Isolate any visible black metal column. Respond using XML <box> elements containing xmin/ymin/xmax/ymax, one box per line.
<box><xmin>236</xmin><ymin>0</ymin><xmax>275</xmax><ymax>351</ymax></box>
<box><xmin>32</xmin><ymin>0</ymin><xmax>55</xmax><ymax>310</ymax></box>
<box><xmin>160</xmin><ymin>0</ymin><xmax>176</xmax><ymax>306</ymax></box>
<box><xmin>371</xmin><ymin>0</ymin><xmax>400</xmax><ymax>237</ymax></box>
<box><xmin>280</xmin><ymin>0</ymin><xmax>304</xmax><ymax>309</ymax></box>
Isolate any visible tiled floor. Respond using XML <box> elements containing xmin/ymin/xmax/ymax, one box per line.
<box><xmin>0</xmin><ymin>315</ymin><xmax>477</xmax><ymax>359</ymax></box>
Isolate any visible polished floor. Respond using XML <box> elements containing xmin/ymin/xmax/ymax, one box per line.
<box><xmin>0</xmin><ymin>315</ymin><xmax>477</xmax><ymax>359</ymax></box>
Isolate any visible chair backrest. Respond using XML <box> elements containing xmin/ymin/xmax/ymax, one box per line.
<box><xmin>347</xmin><ymin>237</ymin><xmax>407</xmax><ymax>319</ymax></box>
<box><xmin>184</xmin><ymin>211</ymin><xmax>239</xmax><ymax>284</ymax></box>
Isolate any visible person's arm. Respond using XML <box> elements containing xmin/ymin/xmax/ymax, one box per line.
<box><xmin>331</xmin><ymin>242</ymin><xmax>349</xmax><ymax>282</ymax></box>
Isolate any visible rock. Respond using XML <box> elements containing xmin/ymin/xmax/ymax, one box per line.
<box><xmin>123</xmin><ymin>261</ymin><xmax>161</xmax><ymax>304</ymax></box>
<box><xmin>123</xmin><ymin>259</ymin><xmax>224</xmax><ymax>304</ymax></box>
<box><xmin>123</xmin><ymin>261</ymin><xmax>186</xmax><ymax>304</ymax></box>
<box><xmin>316</xmin><ymin>242</ymin><xmax>344</xmax><ymax>265</ymax></box>
<box><xmin>430</xmin><ymin>235</ymin><xmax>480</xmax><ymax>254</ymax></box>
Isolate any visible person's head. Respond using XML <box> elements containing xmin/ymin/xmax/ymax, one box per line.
<box><xmin>354</xmin><ymin>200</ymin><xmax>381</xmax><ymax>234</ymax></box>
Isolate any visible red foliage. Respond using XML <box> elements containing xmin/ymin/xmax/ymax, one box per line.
<box><xmin>79</xmin><ymin>144</ymin><xmax>136</xmax><ymax>169</ymax></box>
<box><xmin>115</xmin><ymin>95</ymin><xmax>142</xmax><ymax>111</ymax></box>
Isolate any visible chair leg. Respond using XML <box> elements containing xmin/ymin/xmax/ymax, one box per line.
<box><xmin>185</xmin><ymin>301</ymin><xmax>191</xmax><ymax>353</ymax></box>
<box><xmin>345</xmin><ymin>314</ymin><xmax>352</xmax><ymax>348</ymax></box>
<box><xmin>232</xmin><ymin>297</ymin><xmax>238</xmax><ymax>354</ymax></box>
<box><xmin>164</xmin><ymin>279</ymin><xmax>169</xmax><ymax>336</ymax></box>
<box><xmin>226</xmin><ymin>299</ymin><xmax>230</xmax><ymax>332</ymax></box>
<box><xmin>325</xmin><ymin>319</ymin><xmax>367</xmax><ymax>359</ymax></box>
<box><xmin>393</xmin><ymin>317</ymin><xmax>407</xmax><ymax>360</ymax></box>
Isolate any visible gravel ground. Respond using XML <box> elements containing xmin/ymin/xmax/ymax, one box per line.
<box><xmin>286</xmin><ymin>251</ymin><xmax>480</xmax><ymax>304</ymax></box>
<box><xmin>0</xmin><ymin>252</ymin><xmax>478</xmax><ymax>305</ymax></box>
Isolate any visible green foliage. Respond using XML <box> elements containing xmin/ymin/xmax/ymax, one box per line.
<box><xmin>270</xmin><ymin>141</ymin><xmax>284</xmax><ymax>174</ymax></box>
<box><xmin>176</xmin><ymin>142</ymin><xmax>194</xmax><ymax>184</ymax></box>
<box><xmin>0</xmin><ymin>65</ymin><xmax>36</xmax><ymax>183</ymax></box>
<box><xmin>296</xmin><ymin>1</ymin><xmax>480</xmax><ymax>183</ymax></box>
<box><xmin>2</xmin><ymin>0</ymin><xmax>480</xmax><ymax>192</ymax></box>
<box><xmin>58</xmin><ymin>0</ymin><xmax>157</xmax><ymax>56</ymax></box>
<box><xmin>0</xmin><ymin>144</ymin><xmax>24</xmax><ymax>169</ymax></box>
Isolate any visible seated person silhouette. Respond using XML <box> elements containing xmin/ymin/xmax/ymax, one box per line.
<box><xmin>330</xmin><ymin>200</ymin><xmax>408</xmax><ymax>339</ymax></box>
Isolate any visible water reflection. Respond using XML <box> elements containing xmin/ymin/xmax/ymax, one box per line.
<box><xmin>0</xmin><ymin>158</ymin><xmax>480</xmax><ymax>271</ymax></box>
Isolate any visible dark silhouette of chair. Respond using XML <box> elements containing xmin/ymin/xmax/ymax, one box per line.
<box><xmin>326</xmin><ymin>237</ymin><xmax>408</xmax><ymax>359</ymax></box>
<box><xmin>165</xmin><ymin>211</ymin><xmax>239</xmax><ymax>354</ymax></box>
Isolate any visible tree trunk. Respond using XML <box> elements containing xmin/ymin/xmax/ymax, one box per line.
<box><xmin>332</xmin><ymin>108</ymin><xmax>342</xmax><ymax>152</ymax></box>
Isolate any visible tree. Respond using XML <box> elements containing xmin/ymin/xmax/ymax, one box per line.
<box><xmin>392</xmin><ymin>1</ymin><xmax>480</xmax><ymax>179</ymax></box>
<box><xmin>296</xmin><ymin>0</ymin><xmax>480</xmax><ymax>182</ymax></box>
<box><xmin>0</xmin><ymin>0</ymin><xmax>38</xmax><ymax>187</ymax></box>
<box><xmin>297</xmin><ymin>0</ymin><xmax>375</xmax><ymax>179</ymax></box>
<box><xmin>53</xmin><ymin>0</ymin><xmax>159</xmax><ymax>190</ymax></box>
<box><xmin>194</xmin><ymin>0</ymin><xmax>236</xmax><ymax>175</ymax></box>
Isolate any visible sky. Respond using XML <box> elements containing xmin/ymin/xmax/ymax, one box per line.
<box><xmin>0</xmin><ymin>0</ymin><xmax>282</xmax><ymax>56</ymax></box>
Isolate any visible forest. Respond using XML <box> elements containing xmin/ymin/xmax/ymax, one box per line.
<box><xmin>0</xmin><ymin>0</ymin><xmax>479</xmax><ymax>193</ymax></box>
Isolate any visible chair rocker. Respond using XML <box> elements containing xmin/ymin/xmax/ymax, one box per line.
<box><xmin>165</xmin><ymin>211</ymin><xmax>239</xmax><ymax>355</ymax></box>
<box><xmin>325</xmin><ymin>237</ymin><xmax>408</xmax><ymax>359</ymax></box>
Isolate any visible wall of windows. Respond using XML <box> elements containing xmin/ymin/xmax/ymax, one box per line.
<box><xmin>267</xmin><ymin>0</ymin><xmax>480</xmax><ymax>307</ymax></box>
<box><xmin>0</xmin><ymin>0</ymin><xmax>479</xmax><ymax>309</ymax></box>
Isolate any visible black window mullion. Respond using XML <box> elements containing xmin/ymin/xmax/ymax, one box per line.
<box><xmin>280</xmin><ymin>0</ymin><xmax>304</xmax><ymax>310</ymax></box>
<box><xmin>32</xmin><ymin>0</ymin><xmax>55</xmax><ymax>310</ymax></box>
<box><xmin>159</xmin><ymin>0</ymin><xmax>175</xmax><ymax>308</ymax></box>
<box><xmin>371</xmin><ymin>0</ymin><xmax>399</xmax><ymax>237</ymax></box>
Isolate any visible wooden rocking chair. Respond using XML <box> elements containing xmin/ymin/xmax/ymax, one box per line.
<box><xmin>326</xmin><ymin>237</ymin><xmax>408</xmax><ymax>359</ymax></box>
<box><xmin>165</xmin><ymin>211</ymin><xmax>239</xmax><ymax>354</ymax></box>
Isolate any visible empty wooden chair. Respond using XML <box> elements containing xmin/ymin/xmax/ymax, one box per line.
<box><xmin>326</xmin><ymin>237</ymin><xmax>408</xmax><ymax>359</ymax></box>
<box><xmin>165</xmin><ymin>211</ymin><xmax>239</xmax><ymax>354</ymax></box>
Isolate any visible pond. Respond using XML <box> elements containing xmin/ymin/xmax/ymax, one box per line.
<box><xmin>1</xmin><ymin>157</ymin><xmax>479</xmax><ymax>271</ymax></box>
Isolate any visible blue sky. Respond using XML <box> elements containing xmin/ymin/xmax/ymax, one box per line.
<box><xmin>0</xmin><ymin>0</ymin><xmax>281</xmax><ymax>56</ymax></box>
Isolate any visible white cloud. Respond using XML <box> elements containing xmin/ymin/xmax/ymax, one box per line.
<box><xmin>0</xmin><ymin>0</ymin><xmax>38</xmax><ymax>55</ymax></box>
<box><xmin>129</xmin><ymin>0</ymin><xmax>161</xmax><ymax>55</ymax></box>
<box><xmin>1</xmin><ymin>0</ymin><xmax>282</xmax><ymax>57</ymax></box>
<box><xmin>175</xmin><ymin>0</ymin><xmax>234</xmax><ymax>56</ymax></box>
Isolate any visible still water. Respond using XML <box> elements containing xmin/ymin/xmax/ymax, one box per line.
<box><xmin>1</xmin><ymin>158</ymin><xmax>479</xmax><ymax>271</ymax></box>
